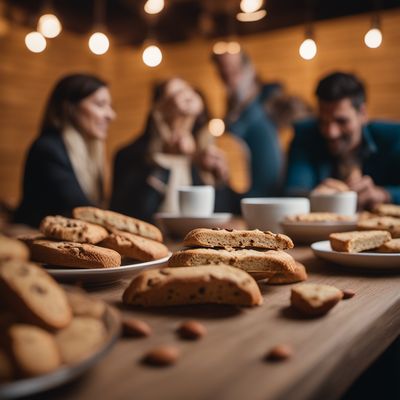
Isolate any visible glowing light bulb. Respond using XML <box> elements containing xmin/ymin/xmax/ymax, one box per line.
<box><xmin>144</xmin><ymin>0</ymin><xmax>164</xmax><ymax>15</ymax></box>
<box><xmin>37</xmin><ymin>14</ymin><xmax>62</xmax><ymax>38</ymax></box>
<box><xmin>240</xmin><ymin>0</ymin><xmax>263</xmax><ymax>13</ymax></box>
<box><xmin>213</xmin><ymin>41</ymin><xmax>227</xmax><ymax>55</ymax></box>
<box><xmin>364</xmin><ymin>28</ymin><xmax>382</xmax><ymax>48</ymax></box>
<box><xmin>208</xmin><ymin>119</ymin><xmax>225</xmax><ymax>137</ymax></box>
<box><xmin>25</xmin><ymin>31</ymin><xmax>47</xmax><ymax>53</ymax></box>
<box><xmin>88</xmin><ymin>32</ymin><xmax>109</xmax><ymax>55</ymax></box>
<box><xmin>142</xmin><ymin>45</ymin><xmax>162</xmax><ymax>67</ymax></box>
<box><xmin>227</xmin><ymin>41</ymin><xmax>241</xmax><ymax>54</ymax></box>
<box><xmin>236</xmin><ymin>10</ymin><xmax>266</xmax><ymax>22</ymax></box>
<box><xmin>299</xmin><ymin>38</ymin><xmax>317</xmax><ymax>60</ymax></box>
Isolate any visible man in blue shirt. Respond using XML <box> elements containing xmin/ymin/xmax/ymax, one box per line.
<box><xmin>285</xmin><ymin>71</ymin><xmax>400</xmax><ymax>209</ymax></box>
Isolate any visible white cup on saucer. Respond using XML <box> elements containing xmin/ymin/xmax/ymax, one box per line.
<box><xmin>178</xmin><ymin>185</ymin><xmax>215</xmax><ymax>216</ymax></box>
<box><xmin>310</xmin><ymin>191</ymin><xmax>357</xmax><ymax>216</ymax></box>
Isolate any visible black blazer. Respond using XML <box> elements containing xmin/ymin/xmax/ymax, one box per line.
<box><xmin>13</xmin><ymin>131</ymin><xmax>92</xmax><ymax>227</ymax></box>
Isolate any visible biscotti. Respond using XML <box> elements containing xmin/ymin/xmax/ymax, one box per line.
<box><xmin>291</xmin><ymin>283</ymin><xmax>343</xmax><ymax>316</ymax></box>
<box><xmin>28</xmin><ymin>239</ymin><xmax>121</xmax><ymax>269</ymax></box>
<box><xmin>0</xmin><ymin>234</ymin><xmax>29</xmax><ymax>261</ymax></box>
<box><xmin>357</xmin><ymin>216</ymin><xmax>400</xmax><ymax>238</ymax></box>
<box><xmin>267</xmin><ymin>262</ymin><xmax>308</xmax><ymax>285</ymax></box>
<box><xmin>373</xmin><ymin>203</ymin><xmax>400</xmax><ymax>218</ymax></box>
<box><xmin>123</xmin><ymin>265</ymin><xmax>263</xmax><ymax>307</ymax></box>
<box><xmin>40</xmin><ymin>215</ymin><xmax>108</xmax><ymax>244</ymax></box>
<box><xmin>73</xmin><ymin>206</ymin><xmax>163</xmax><ymax>242</ymax></box>
<box><xmin>329</xmin><ymin>230</ymin><xmax>391</xmax><ymax>253</ymax></box>
<box><xmin>183</xmin><ymin>228</ymin><xmax>293</xmax><ymax>250</ymax></box>
<box><xmin>6</xmin><ymin>324</ymin><xmax>61</xmax><ymax>377</ymax></box>
<box><xmin>65</xmin><ymin>290</ymin><xmax>106</xmax><ymax>319</ymax></box>
<box><xmin>100</xmin><ymin>230</ymin><xmax>169</xmax><ymax>262</ymax></box>
<box><xmin>284</xmin><ymin>213</ymin><xmax>353</xmax><ymax>223</ymax></box>
<box><xmin>168</xmin><ymin>248</ymin><xmax>296</xmax><ymax>279</ymax></box>
<box><xmin>0</xmin><ymin>260</ymin><xmax>72</xmax><ymax>330</ymax></box>
<box><xmin>377</xmin><ymin>238</ymin><xmax>400</xmax><ymax>253</ymax></box>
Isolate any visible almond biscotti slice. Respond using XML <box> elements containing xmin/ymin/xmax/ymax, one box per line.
<box><xmin>376</xmin><ymin>238</ymin><xmax>400</xmax><ymax>253</ymax></box>
<box><xmin>373</xmin><ymin>203</ymin><xmax>400</xmax><ymax>218</ymax></box>
<box><xmin>0</xmin><ymin>234</ymin><xmax>29</xmax><ymax>261</ymax></box>
<box><xmin>266</xmin><ymin>262</ymin><xmax>308</xmax><ymax>285</ymax></box>
<box><xmin>168</xmin><ymin>248</ymin><xmax>296</xmax><ymax>279</ymax></box>
<box><xmin>123</xmin><ymin>265</ymin><xmax>263</xmax><ymax>307</ymax></box>
<box><xmin>291</xmin><ymin>283</ymin><xmax>343</xmax><ymax>316</ymax></box>
<box><xmin>329</xmin><ymin>230</ymin><xmax>391</xmax><ymax>253</ymax></box>
<box><xmin>357</xmin><ymin>216</ymin><xmax>400</xmax><ymax>238</ymax></box>
<box><xmin>73</xmin><ymin>207</ymin><xmax>163</xmax><ymax>242</ymax></box>
<box><xmin>100</xmin><ymin>230</ymin><xmax>169</xmax><ymax>262</ymax></box>
<box><xmin>0</xmin><ymin>260</ymin><xmax>72</xmax><ymax>330</ymax></box>
<box><xmin>183</xmin><ymin>228</ymin><xmax>293</xmax><ymax>250</ymax></box>
<box><xmin>284</xmin><ymin>213</ymin><xmax>353</xmax><ymax>223</ymax></box>
<box><xmin>40</xmin><ymin>215</ymin><xmax>108</xmax><ymax>244</ymax></box>
<box><xmin>28</xmin><ymin>240</ymin><xmax>121</xmax><ymax>269</ymax></box>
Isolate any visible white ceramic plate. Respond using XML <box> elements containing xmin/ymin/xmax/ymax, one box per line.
<box><xmin>155</xmin><ymin>213</ymin><xmax>233</xmax><ymax>238</ymax></box>
<box><xmin>0</xmin><ymin>302</ymin><xmax>120</xmax><ymax>399</ymax></box>
<box><xmin>43</xmin><ymin>254</ymin><xmax>171</xmax><ymax>284</ymax></box>
<box><xmin>311</xmin><ymin>240</ymin><xmax>400</xmax><ymax>270</ymax></box>
<box><xmin>281</xmin><ymin>220</ymin><xmax>358</xmax><ymax>244</ymax></box>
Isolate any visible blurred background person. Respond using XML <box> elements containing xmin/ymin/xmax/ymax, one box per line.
<box><xmin>285</xmin><ymin>71</ymin><xmax>400</xmax><ymax>209</ymax></box>
<box><xmin>13</xmin><ymin>74</ymin><xmax>116</xmax><ymax>227</ymax></box>
<box><xmin>110</xmin><ymin>77</ymin><xmax>237</xmax><ymax>222</ymax></box>
<box><xmin>212</xmin><ymin>50</ymin><xmax>284</xmax><ymax>197</ymax></box>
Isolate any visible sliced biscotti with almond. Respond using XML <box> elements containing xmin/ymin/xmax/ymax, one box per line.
<box><xmin>183</xmin><ymin>228</ymin><xmax>293</xmax><ymax>250</ymax></box>
<box><xmin>40</xmin><ymin>215</ymin><xmax>108</xmax><ymax>244</ymax></box>
<box><xmin>5</xmin><ymin>324</ymin><xmax>61</xmax><ymax>377</ymax></box>
<box><xmin>28</xmin><ymin>240</ymin><xmax>121</xmax><ymax>269</ymax></box>
<box><xmin>168</xmin><ymin>248</ymin><xmax>296</xmax><ymax>279</ymax></box>
<box><xmin>123</xmin><ymin>265</ymin><xmax>263</xmax><ymax>307</ymax></box>
<box><xmin>357</xmin><ymin>216</ymin><xmax>400</xmax><ymax>238</ymax></box>
<box><xmin>284</xmin><ymin>212</ymin><xmax>353</xmax><ymax>223</ymax></box>
<box><xmin>0</xmin><ymin>260</ymin><xmax>72</xmax><ymax>330</ymax></box>
<box><xmin>100</xmin><ymin>230</ymin><xmax>169</xmax><ymax>262</ymax></box>
<box><xmin>329</xmin><ymin>230</ymin><xmax>391</xmax><ymax>253</ymax></box>
<box><xmin>376</xmin><ymin>238</ymin><xmax>400</xmax><ymax>253</ymax></box>
<box><xmin>373</xmin><ymin>203</ymin><xmax>400</xmax><ymax>218</ymax></box>
<box><xmin>291</xmin><ymin>283</ymin><xmax>343</xmax><ymax>316</ymax></box>
<box><xmin>0</xmin><ymin>234</ymin><xmax>29</xmax><ymax>262</ymax></box>
<box><xmin>73</xmin><ymin>207</ymin><xmax>163</xmax><ymax>242</ymax></box>
<box><xmin>267</xmin><ymin>262</ymin><xmax>308</xmax><ymax>285</ymax></box>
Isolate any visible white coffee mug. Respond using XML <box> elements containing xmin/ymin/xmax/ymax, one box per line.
<box><xmin>310</xmin><ymin>191</ymin><xmax>357</xmax><ymax>215</ymax></box>
<box><xmin>178</xmin><ymin>186</ymin><xmax>215</xmax><ymax>216</ymax></box>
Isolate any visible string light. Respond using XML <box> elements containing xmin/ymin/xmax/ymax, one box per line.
<box><xmin>212</xmin><ymin>41</ymin><xmax>241</xmax><ymax>55</ymax></box>
<box><xmin>25</xmin><ymin>31</ymin><xmax>47</xmax><ymax>53</ymax></box>
<box><xmin>142</xmin><ymin>44</ymin><xmax>162</xmax><ymax>67</ymax></box>
<box><xmin>364</xmin><ymin>28</ymin><xmax>382</xmax><ymax>48</ymax></box>
<box><xmin>299</xmin><ymin>28</ymin><xmax>317</xmax><ymax>61</ymax></box>
<box><xmin>37</xmin><ymin>13</ymin><xmax>62</xmax><ymax>38</ymax></box>
<box><xmin>236</xmin><ymin>10</ymin><xmax>266</xmax><ymax>22</ymax></box>
<box><xmin>240</xmin><ymin>0</ymin><xmax>263</xmax><ymax>13</ymax></box>
<box><xmin>208</xmin><ymin>119</ymin><xmax>225</xmax><ymax>137</ymax></box>
<box><xmin>144</xmin><ymin>0</ymin><xmax>164</xmax><ymax>15</ymax></box>
<box><xmin>88</xmin><ymin>32</ymin><xmax>110</xmax><ymax>55</ymax></box>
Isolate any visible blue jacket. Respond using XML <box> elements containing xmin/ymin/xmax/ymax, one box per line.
<box><xmin>285</xmin><ymin>119</ymin><xmax>400</xmax><ymax>204</ymax></box>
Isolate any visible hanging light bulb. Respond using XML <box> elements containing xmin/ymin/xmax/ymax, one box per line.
<box><xmin>37</xmin><ymin>13</ymin><xmax>62</xmax><ymax>38</ymax></box>
<box><xmin>142</xmin><ymin>44</ymin><xmax>162</xmax><ymax>67</ymax></box>
<box><xmin>25</xmin><ymin>31</ymin><xmax>47</xmax><ymax>53</ymax></box>
<box><xmin>208</xmin><ymin>119</ymin><xmax>225</xmax><ymax>137</ymax></box>
<box><xmin>364</xmin><ymin>28</ymin><xmax>382</xmax><ymax>48</ymax></box>
<box><xmin>88</xmin><ymin>32</ymin><xmax>110</xmax><ymax>55</ymax></box>
<box><xmin>240</xmin><ymin>0</ymin><xmax>263</xmax><ymax>13</ymax></box>
<box><xmin>144</xmin><ymin>0</ymin><xmax>164</xmax><ymax>15</ymax></box>
<box><xmin>236</xmin><ymin>10</ymin><xmax>266</xmax><ymax>22</ymax></box>
<box><xmin>299</xmin><ymin>38</ymin><xmax>317</xmax><ymax>60</ymax></box>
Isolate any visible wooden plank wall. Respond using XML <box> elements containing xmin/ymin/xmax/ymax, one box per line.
<box><xmin>0</xmin><ymin>9</ymin><xmax>399</xmax><ymax>206</ymax></box>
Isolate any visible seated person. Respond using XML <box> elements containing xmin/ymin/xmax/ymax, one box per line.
<box><xmin>285</xmin><ymin>71</ymin><xmax>400</xmax><ymax>209</ymax></box>
<box><xmin>110</xmin><ymin>78</ymin><xmax>237</xmax><ymax>222</ymax></box>
<box><xmin>14</xmin><ymin>74</ymin><xmax>116</xmax><ymax>227</ymax></box>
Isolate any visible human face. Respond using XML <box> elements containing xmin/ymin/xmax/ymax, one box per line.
<box><xmin>74</xmin><ymin>86</ymin><xmax>116</xmax><ymax>140</ymax></box>
<box><xmin>214</xmin><ymin>53</ymin><xmax>243</xmax><ymax>91</ymax></box>
<box><xmin>318</xmin><ymin>98</ymin><xmax>367</xmax><ymax>156</ymax></box>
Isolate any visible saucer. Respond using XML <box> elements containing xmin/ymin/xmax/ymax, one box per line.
<box><xmin>155</xmin><ymin>213</ymin><xmax>233</xmax><ymax>238</ymax></box>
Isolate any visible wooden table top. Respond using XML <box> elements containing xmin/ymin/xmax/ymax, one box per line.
<box><xmin>35</xmin><ymin>245</ymin><xmax>400</xmax><ymax>400</ymax></box>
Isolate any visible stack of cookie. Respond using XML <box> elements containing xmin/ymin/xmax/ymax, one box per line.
<box><xmin>0</xmin><ymin>245</ymin><xmax>110</xmax><ymax>381</ymax></box>
<box><xmin>168</xmin><ymin>228</ymin><xmax>308</xmax><ymax>284</ymax></box>
<box><xmin>21</xmin><ymin>207</ymin><xmax>169</xmax><ymax>269</ymax></box>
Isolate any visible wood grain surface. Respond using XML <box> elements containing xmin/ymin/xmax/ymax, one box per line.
<box><xmin>31</xmin><ymin>246</ymin><xmax>400</xmax><ymax>400</ymax></box>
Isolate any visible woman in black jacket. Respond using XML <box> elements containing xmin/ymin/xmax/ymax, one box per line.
<box><xmin>14</xmin><ymin>73</ymin><xmax>116</xmax><ymax>227</ymax></box>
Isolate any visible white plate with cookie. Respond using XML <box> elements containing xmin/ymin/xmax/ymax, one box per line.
<box><xmin>311</xmin><ymin>240</ymin><xmax>400</xmax><ymax>270</ymax></box>
<box><xmin>43</xmin><ymin>254</ymin><xmax>171</xmax><ymax>284</ymax></box>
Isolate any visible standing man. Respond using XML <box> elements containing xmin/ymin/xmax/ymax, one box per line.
<box><xmin>285</xmin><ymin>71</ymin><xmax>400</xmax><ymax>209</ymax></box>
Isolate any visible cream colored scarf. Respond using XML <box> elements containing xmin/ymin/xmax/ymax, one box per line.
<box><xmin>61</xmin><ymin>126</ymin><xmax>104</xmax><ymax>206</ymax></box>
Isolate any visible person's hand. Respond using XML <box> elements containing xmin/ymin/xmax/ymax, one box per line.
<box><xmin>346</xmin><ymin>175</ymin><xmax>390</xmax><ymax>210</ymax></box>
<box><xmin>162</xmin><ymin>132</ymin><xmax>196</xmax><ymax>155</ymax></box>
<box><xmin>312</xmin><ymin>178</ymin><xmax>350</xmax><ymax>194</ymax></box>
<box><xmin>195</xmin><ymin>145</ymin><xmax>229</xmax><ymax>183</ymax></box>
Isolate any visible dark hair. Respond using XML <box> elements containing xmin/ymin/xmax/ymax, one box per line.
<box><xmin>316</xmin><ymin>72</ymin><xmax>366</xmax><ymax>110</ymax></box>
<box><xmin>40</xmin><ymin>73</ymin><xmax>107</xmax><ymax>135</ymax></box>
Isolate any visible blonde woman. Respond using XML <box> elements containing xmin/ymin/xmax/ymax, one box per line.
<box><xmin>14</xmin><ymin>74</ymin><xmax>116</xmax><ymax>227</ymax></box>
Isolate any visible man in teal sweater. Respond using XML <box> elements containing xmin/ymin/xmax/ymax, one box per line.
<box><xmin>285</xmin><ymin>71</ymin><xmax>400</xmax><ymax>209</ymax></box>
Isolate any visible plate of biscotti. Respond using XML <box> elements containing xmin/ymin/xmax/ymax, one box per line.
<box><xmin>311</xmin><ymin>230</ymin><xmax>400</xmax><ymax>269</ymax></box>
<box><xmin>0</xmin><ymin>258</ymin><xmax>120</xmax><ymax>399</ymax></box>
<box><xmin>18</xmin><ymin>207</ymin><xmax>171</xmax><ymax>284</ymax></box>
<box><xmin>281</xmin><ymin>213</ymin><xmax>358</xmax><ymax>244</ymax></box>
